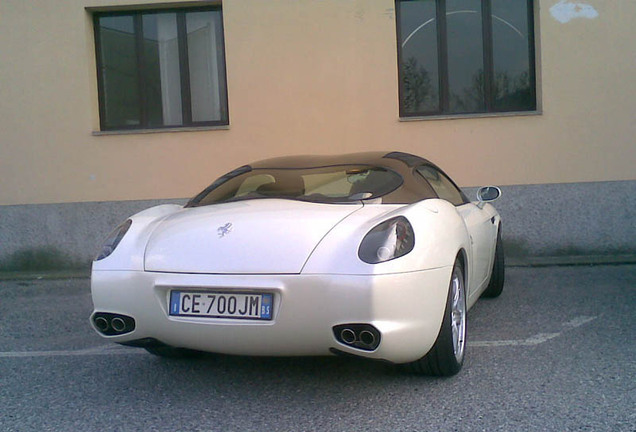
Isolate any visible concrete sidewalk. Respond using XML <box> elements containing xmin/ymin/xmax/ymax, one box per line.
<box><xmin>1</xmin><ymin>254</ymin><xmax>635</xmax><ymax>281</ymax></box>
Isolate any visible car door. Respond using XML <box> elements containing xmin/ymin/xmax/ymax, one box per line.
<box><xmin>456</xmin><ymin>203</ymin><xmax>497</xmax><ymax>295</ymax></box>
<box><xmin>415</xmin><ymin>165</ymin><xmax>495</xmax><ymax>297</ymax></box>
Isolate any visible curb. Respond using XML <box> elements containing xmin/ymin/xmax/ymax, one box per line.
<box><xmin>0</xmin><ymin>270</ymin><xmax>91</xmax><ymax>281</ymax></box>
<box><xmin>506</xmin><ymin>254</ymin><xmax>636</xmax><ymax>267</ymax></box>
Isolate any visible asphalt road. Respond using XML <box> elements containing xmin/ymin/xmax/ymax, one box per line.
<box><xmin>1</xmin><ymin>265</ymin><xmax>634</xmax><ymax>432</ymax></box>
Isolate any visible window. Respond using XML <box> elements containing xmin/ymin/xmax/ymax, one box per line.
<box><xmin>396</xmin><ymin>0</ymin><xmax>536</xmax><ymax>117</ymax></box>
<box><xmin>93</xmin><ymin>7</ymin><xmax>228</xmax><ymax>131</ymax></box>
<box><xmin>416</xmin><ymin>165</ymin><xmax>467</xmax><ymax>205</ymax></box>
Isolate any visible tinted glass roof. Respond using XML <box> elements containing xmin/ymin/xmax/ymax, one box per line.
<box><xmin>188</xmin><ymin>151</ymin><xmax>443</xmax><ymax>206</ymax></box>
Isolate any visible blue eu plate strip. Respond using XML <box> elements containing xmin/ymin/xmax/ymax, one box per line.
<box><xmin>261</xmin><ymin>294</ymin><xmax>273</xmax><ymax>319</ymax></box>
<box><xmin>170</xmin><ymin>291</ymin><xmax>181</xmax><ymax>315</ymax></box>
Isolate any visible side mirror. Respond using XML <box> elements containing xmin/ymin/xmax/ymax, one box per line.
<box><xmin>476</xmin><ymin>186</ymin><xmax>501</xmax><ymax>208</ymax></box>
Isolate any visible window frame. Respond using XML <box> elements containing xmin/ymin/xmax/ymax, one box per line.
<box><xmin>396</xmin><ymin>0</ymin><xmax>537</xmax><ymax>118</ymax></box>
<box><xmin>92</xmin><ymin>5</ymin><xmax>229</xmax><ymax>132</ymax></box>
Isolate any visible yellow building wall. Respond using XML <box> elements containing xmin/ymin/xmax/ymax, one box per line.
<box><xmin>0</xmin><ymin>0</ymin><xmax>634</xmax><ymax>205</ymax></box>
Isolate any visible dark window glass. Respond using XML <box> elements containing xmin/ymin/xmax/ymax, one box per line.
<box><xmin>94</xmin><ymin>7</ymin><xmax>228</xmax><ymax>131</ymax></box>
<box><xmin>492</xmin><ymin>0</ymin><xmax>536</xmax><ymax>111</ymax></box>
<box><xmin>396</xmin><ymin>0</ymin><xmax>535</xmax><ymax>117</ymax></box>
<box><xmin>398</xmin><ymin>0</ymin><xmax>439</xmax><ymax>113</ymax></box>
<box><xmin>446</xmin><ymin>0</ymin><xmax>484</xmax><ymax>113</ymax></box>
<box><xmin>97</xmin><ymin>16</ymin><xmax>141</xmax><ymax>128</ymax></box>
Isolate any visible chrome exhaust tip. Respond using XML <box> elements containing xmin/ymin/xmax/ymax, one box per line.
<box><xmin>340</xmin><ymin>328</ymin><xmax>356</xmax><ymax>344</ymax></box>
<box><xmin>94</xmin><ymin>316</ymin><xmax>109</xmax><ymax>332</ymax></box>
<box><xmin>359</xmin><ymin>330</ymin><xmax>376</xmax><ymax>346</ymax></box>
<box><xmin>111</xmin><ymin>317</ymin><xmax>127</xmax><ymax>333</ymax></box>
<box><xmin>332</xmin><ymin>324</ymin><xmax>381</xmax><ymax>351</ymax></box>
<box><xmin>91</xmin><ymin>312</ymin><xmax>136</xmax><ymax>336</ymax></box>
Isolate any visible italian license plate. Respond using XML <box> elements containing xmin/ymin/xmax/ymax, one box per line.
<box><xmin>169</xmin><ymin>291</ymin><xmax>273</xmax><ymax>320</ymax></box>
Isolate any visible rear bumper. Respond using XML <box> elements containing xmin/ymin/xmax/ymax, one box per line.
<box><xmin>90</xmin><ymin>267</ymin><xmax>451</xmax><ymax>364</ymax></box>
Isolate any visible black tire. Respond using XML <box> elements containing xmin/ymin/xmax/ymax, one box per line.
<box><xmin>144</xmin><ymin>346</ymin><xmax>204</xmax><ymax>358</ymax></box>
<box><xmin>482</xmin><ymin>227</ymin><xmax>505</xmax><ymax>298</ymax></box>
<box><xmin>406</xmin><ymin>258</ymin><xmax>467</xmax><ymax>376</ymax></box>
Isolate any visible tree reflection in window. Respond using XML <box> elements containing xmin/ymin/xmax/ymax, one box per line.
<box><xmin>402</xmin><ymin>58</ymin><xmax>436</xmax><ymax>113</ymax></box>
<box><xmin>397</xmin><ymin>0</ymin><xmax>535</xmax><ymax>117</ymax></box>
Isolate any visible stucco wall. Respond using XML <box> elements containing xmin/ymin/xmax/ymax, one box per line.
<box><xmin>0</xmin><ymin>0</ymin><xmax>635</xmax><ymax>206</ymax></box>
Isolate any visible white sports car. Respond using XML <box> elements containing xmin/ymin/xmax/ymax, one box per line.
<box><xmin>90</xmin><ymin>151</ymin><xmax>504</xmax><ymax>376</ymax></box>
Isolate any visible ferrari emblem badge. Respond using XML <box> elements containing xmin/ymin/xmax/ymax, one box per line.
<box><xmin>217</xmin><ymin>223</ymin><xmax>233</xmax><ymax>238</ymax></box>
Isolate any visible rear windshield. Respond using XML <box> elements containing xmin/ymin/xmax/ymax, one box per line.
<box><xmin>187</xmin><ymin>165</ymin><xmax>404</xmax><ymax>206</ymax></box>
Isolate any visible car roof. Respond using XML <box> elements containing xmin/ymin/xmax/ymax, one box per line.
<box><xmin>249</xmin><ymin>151</ymin><xmax>434</xmax><ymax>175</ymax></box>
<box><xmin>188</xmin><ymin>151</ymin><xmax>467</xmax><ymax>206</ymax></box>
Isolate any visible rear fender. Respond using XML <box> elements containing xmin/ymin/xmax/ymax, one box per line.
<box><xmin>302</xmin><ymin>199</ymin><xmax>471</xmax><ymax>275</ymax></box>
<box><xmin>92</xmin><ymin>204</ymin><xmax>183</xmax><ymax>271</ymax></box>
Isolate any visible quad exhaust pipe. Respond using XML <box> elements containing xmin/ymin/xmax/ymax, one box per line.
<box><xmin>94</xmin><ymin>316</ymin><xmax>109</xmax><ymax>332</ymax></box>
<box><xmin>92</xmin><ymin>312</ymin><xmax>135</xmax><ymax>336</ymax></box>
<box><xmin>359</xmin><ymin>330</ymin><xmax>376</xmax><ymax>346</ymax></box>
<box><xmin>333</xmin><ymin>324</ymin><xmax>381</xmax><ymax>351</ymax></box>
<box><xmin>111</xmin><ymin>317</ymin><xmax>127</xmax><ymax>333</ymax></box>
<box><xmin>340</xmin><ymin>328</ymin><xmax>357</xmax><ymax>344</ymax></box>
